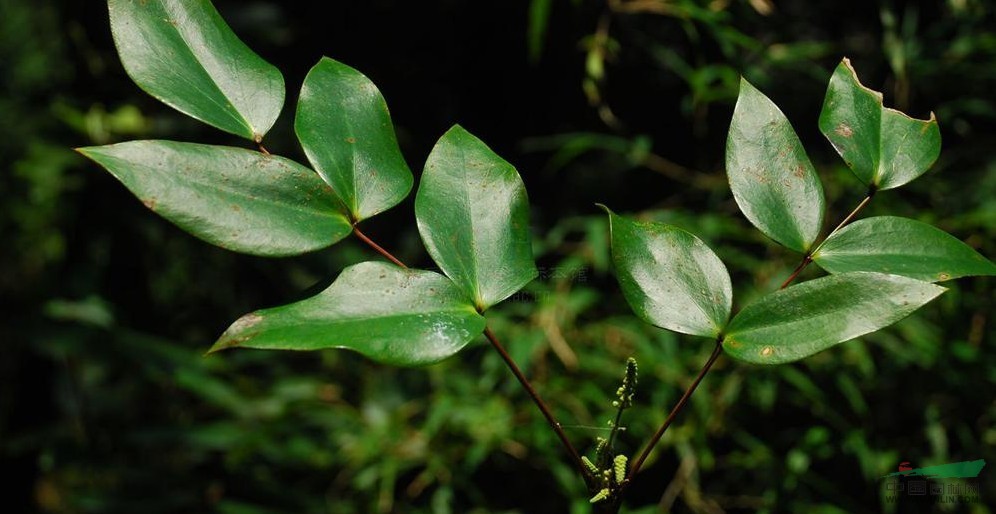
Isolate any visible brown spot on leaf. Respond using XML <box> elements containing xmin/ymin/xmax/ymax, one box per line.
<box><xmin>142</xmin><ymin>198</ymin><xmax>158</xmax><ymax>210</ymax></box>
<box><xmin>212</xmin><ymin>313</ymin><xmax>264</xmax><ymax>352</ymax></box>
<box><xmin>744</xmin><ymin>167</ymin><xmax>768</xmax><ymax>184</ymax></box>
<box><xmin>232</xmin><ymin>313</ymin><xmax>263</xmax><ymax>332</ymax></box>
<box><xmin>793</xmin><ymin>165</ymin><xmax>805</xmax><ymax>179</ymax></box>
<box><xmin>346</xmin><ymin>137</ymin><xmax>356</xmax><ymax>143</ymax></box>
<box><xmin>760</xmin><ymin>346</ymin><xmax>774</xmax><ymax>357</ymax></box>
<box><xmin>937</xmin><ymin>272</ymin><xmax>950</xmax><ymax>281</ymax></box>
<box><xmin>835</xmin><ymin>124</ymin><xmax>853</xmax><ymax>138</ymax></box>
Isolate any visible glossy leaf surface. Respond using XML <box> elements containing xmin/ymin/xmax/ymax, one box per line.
<box><xmin>723</xmin><ymin>272</ymin><xmax>945</xmax><ymax>364</ymax></box>
<box><xmin>605</xmin><ymin>209</ymin><xmax>731</xmax><ymax>338</ymax></box>
<box><xmin>819</xmin><ymin>58</ymin><xmax>941</xmax><ymax>190</ymax></box>
<box><xmin>415</xmin><ymin>126</ymin><xmax>537</xmax><ymax>310</ymax></box>
<box><xmin>727</xmin><ymin>78</ymin><xmax>825</xmax><ymax>252</ymax></box>
<box><xmin>295</xmin><ymin>57</ymin><xmax>413</xmax><ymax>221</ymax></box>
<box><xmin>78</xmin><ymin>140</ymin><xmax>351</xmax><ymax>256</ymax></box>
<box><xmin>108</xmin><ymin>0</ymin><xmax>284</xmax><ymax>141</ymax></box>
<box><xmin>813</xmin><ymin>216</ymin><xmax>996</xmax><ymax>282</ymax></box>
<box><xmin>210</xmin><ymin>262</ymin><xmax>486</xmax><ymax>366</ymax></box>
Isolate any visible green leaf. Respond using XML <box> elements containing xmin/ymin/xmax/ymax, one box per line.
<box><xmin>819</xmin><ymin>58</ymin><xmax>941</xmax><ymax>190</ymax></box>
<box><xmin>813</xmin><ymin>216</ymin><xmax>996</xmax><ymax>282</ymax></box>
<box><xmin>108</xmin><ymin>0</ymin><xmax>284</xmax><ymax>141</ymax></box>
<box><xmin>723</xmin><ymin>272</ymin><xmax>945</xmax><ymax>365</ymax></box>
<box><xmin>210</xmin><ymin>262</ymin><xmax>485</xmax><ymax>366</ymax></box>
<box><xmin>604</xmin><ymin>208</ymin><xmax>731</xmax><ymax>338</ymax></box>
<box><xmin>295</xmin><ymin>57</ymin><xmax>413</xmax><ymax>221</ymax></box>
<box><xmin>415</xmin><ymin>126</ymin><xmax>538</xmax><ymax>310</ymax></box>
<box><xmin>727</xmin><ymin>78</ymin><xmax>825</xmax><ymax>253</ymax></box>
<box><xmin>77</xmin><ymin>140</ymin><xmax>352</xmax><ymax>256</ymax></box>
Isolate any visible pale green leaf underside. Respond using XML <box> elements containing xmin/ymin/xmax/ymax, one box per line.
<box><xmin>727</xmin><ymin>78</ymin><xmax>825</xmax><ymax>252</ymax></box>
<box><xmin>819</xmin><ymin>58</ymin><xmax>941</xmax><ymax>190</ymax></box>
<box><xmin>78</xmin><ymin>140</ymin><xmax>352</xmax><ymax>256</ymax></box>
<box><xmin>210</xmin><ymin>262</ymin><xmax>486</xmax><ymax>366</ymax></box>
<box><xmin>723</xmin><ymin>272</ymin><xmax>945</xmax><ymax>364</ymax></box>
<box><xmin>108</xmin><ymin>0</ymin><xmax>284</xmax><ymax>141</ymax></box>
<box><xmin>415</xmin><ymin>125</ymin><xmax>538</xmax><ymax>310</ymax></box>
<box><xmin>295</xmin><ymin>57</ymin><xmax>413</xmax><ymax>221</ymax></box>
<box><xmin>813</xmin><ymin>216</ymin><xmax>996</xmax><ymax>282</ymax></box>
<box><xmin>605</xmin><ymin>209</ymin><xmax>732</xmax><ymax>337</ymax></box>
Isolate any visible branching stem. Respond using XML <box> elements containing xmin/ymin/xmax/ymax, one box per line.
<box><xmin>780</xmin><ymin>188</ymin><xmax>877</xmax><ymax>289</ymax></box>
<box><xmin>350</xmin><ymin>224</ymin><xmax>590</xmax><ymax>484</ymax></box>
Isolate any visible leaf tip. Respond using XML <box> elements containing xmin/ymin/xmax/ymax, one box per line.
<box><xmin>209</xmin><ymin>312</ymin><xmax>264</xmax><ymax>354</ymax></box>
<box><xmin>74</xmin><ymin>146</ymin><xmax>95</xmax><ymax>158</ymax></box>
<box><xmin>738</xmin><ymin>74</ymin><xmax>764</xmax><ymax>95</ymax></box>
<box><xmin>443</xmin><ymin>123</ymin><xmax>471</xmax><ymax>140</ymax></box>
<box><xmin>839</xmin><ymin>57</ymin><xmax>857</xmax><ymax>71</ymax></box>
<box><xmin>205</xmin><ymin>339</ymin><xmax>234</xmax><ymax>355</ymax></box>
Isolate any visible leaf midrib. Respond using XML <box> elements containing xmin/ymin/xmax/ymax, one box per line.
<box><xmin>161</xmin><ymin>0</ymin><xmax>256</xmax><ymax>136</ymax></box>
<box><xmin>727</xmin><ymin>285</ymin><xmax>873</xmax><ymax>337</ymax></box>
<box><xmin>458</xmin><ymin>142</ymin><xmax>484</xmax><ymax>307</ymax></box>
<box><xmin>268</xmin><ymin>305</ymin><xmax>480</xmax><ymax>327</ymax></box>
<box><xmin>98</xmin><ymin>146</ymin><xmax>343</xmax><ymax>220</ymax></box>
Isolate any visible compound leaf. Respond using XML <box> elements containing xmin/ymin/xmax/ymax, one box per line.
<box><xmin>723</xmin><ymin>272</ymin><xmax>945</xmax><ymax>365</ymax></box>
<box><xmin>813</xmin><ymin>216</ymin><xmax>996</xmax><ymax>282</ymax></box>
<box><xmin>819</xmin><ymin>58</ymin><xmax>941</xmax><ymax>190</ymax></box>
<box><xmin>108</xmin><ymin>0</ymin><xmax>284</xmax><ymax>141</ymax></box>
<box><xmin>77</xmin><ymin>140</ymin><xmax>352</xmax><ymax>256</ymax></box>
<box><xmin>727</xmin><ymin>78</ymin><xmax>825</xmax><ymax>253</ymax></box>
<box><xmin>295</xmin><ymin>57</ymin><xmax>413</xmax><ymax>221</ymax></box>
<box><xmin>415</xmin><ymin>125</ymin><xmax>537</xmax><ymax>310</ymax></box>
<box><xmin>605</xmin><ymin>208</ymin><xmax>732</xmax><ymax>338</ymax></box>
<box><xmin>210</xmin><ymin>262</ymin><xmax>486</xmax><ymax>366</ymax></box>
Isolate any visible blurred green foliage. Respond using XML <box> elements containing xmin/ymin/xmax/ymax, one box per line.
<box><xmin>2</xmin><ymin>0</ymin><xmax>993</xmax><ymax>513</ymax></box>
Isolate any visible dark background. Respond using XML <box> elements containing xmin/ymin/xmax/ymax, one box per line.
<box><xmin>2</xmin><ymin>0</ymin><xmax>994</xmax><ymax>512</ymax></box>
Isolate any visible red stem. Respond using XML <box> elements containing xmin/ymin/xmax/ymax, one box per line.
<box><xmin>779</xmin><ymin>255</ymin><xmax>813</xmax><ymax>290</ymax></box>
<box><xmin>779</xmin><ymin>189</ymin><xmax>876</xmax><ymax>289</ymax></box>
<box><xmin>625</xmin><ymin>339</ymin><xmax>724</xmax><ymax>483</ymax></box>
<box><xmin>350</xmin><ymin>225</ymin><xmax>589</xmax><ymax>482</ymax></box>
<box><xmin>483</xmin><ymin>327</ymin><xmax>590</xmax><ymax>482</ymax></box>
<box><xmin>353</xmin><ymin>225</ymin><xmax>407</xmax><ymax>268</ymax></box>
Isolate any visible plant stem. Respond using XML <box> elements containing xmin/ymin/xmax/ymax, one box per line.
<box><xmin>779</xmin><ymin>188</ymin><xmax>877</xmax><ymax>289</ymax></box>
<box><xmin>352</xmin><ymin>224</ymin><xmax>407</xmax><ymax>268</ymax></box>
<box><xmin>778</xmin><ymin>255</ymin><xmax>813</xmax><ymax>290</ymax></box>
<box><xmin>604</xmin><ymin>402</ymin><xmax>626</xmax><ymax>464</ymax></box>
<box><xmin>483</xmin><ymin>327</ymin><xmax>591</xmax><ymax>483</ymax></box>
<box><xmin>350</xmin><ymin>225</ymin><xmax>590</xmax><ymax>484</ymax></box>
<box><xmin>625</xmin><ymin>339</ymin><xmax>724</xmax><ymax>484</ymax></box>
<box><xmin>819</xmin><ymin>188</ymin><xmax>877</xmax><ymax>249</ymax></box>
